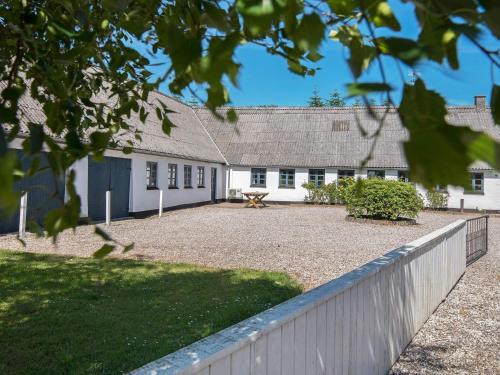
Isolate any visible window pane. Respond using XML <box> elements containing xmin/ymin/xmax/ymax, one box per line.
<box><xmin>146</xmin><ymin>162</ymin><xmax>157</xmax><ymax>188</ymax></box>
<box><xmin>338</xmin><ymin>169</ymin><xmax>354</xmax><ymax>178</ymax></box>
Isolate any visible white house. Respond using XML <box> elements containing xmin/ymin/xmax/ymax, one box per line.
<box><xmin>194</xmin><ymin>96</ymin><xmax>500</xmax><ymax>211</ymax></box>
<box><xmin>2</xmin><ymin>92</ymin><xmax>499</xmax><ymax>234</ymax></box>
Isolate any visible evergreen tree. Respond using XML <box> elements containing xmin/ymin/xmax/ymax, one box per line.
<box><xmin>327</xmin><ymin>89</ymin><xmax>346</xmax><ymax>107</ymax></box>
<box><xmin>352</xmin><ymin>97</ymin><xmax>363</xmax><ymax>106</ymax></box>
<box><xmin>307</xmin><ymin>88</ymin><xmax>325</xmax><ymax>107</ymax></box>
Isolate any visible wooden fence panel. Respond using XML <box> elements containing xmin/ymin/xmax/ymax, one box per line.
<box><xmin>131</xmin><ymin>220</ymin><xmax>466</xmax><ymax>375</ymax></box>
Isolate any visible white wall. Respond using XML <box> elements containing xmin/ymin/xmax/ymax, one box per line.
<box><xmin>122</xmin><ymin>151</ymin><xmax>226</xmax><ymax>213</ymax></box>
<box><xmin>228</xmin><ymin>166</ymin><xmax>500</xmax><ymax>211</ymax></box>
<box><xmin>131</xmin><ymin>220</ymin><xmax>467</xmax><ymax>375</ymax></box>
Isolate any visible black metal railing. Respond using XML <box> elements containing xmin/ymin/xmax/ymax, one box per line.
<box><xmin>466</xmin><ymin>215</ymin><xmax>489</xmax><ymax>266</ymax></box>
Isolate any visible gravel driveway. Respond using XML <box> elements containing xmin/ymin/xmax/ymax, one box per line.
<box><xmin>0</xmin><ymin>203</ymin><xmax>478</xmax><ymax>289</ymax></box>
<box><xmin>0</xmin><ymin>203</ymin><xmax>496</xmax><ymax>373</ymax></box>
<box><xmin>391</xmin><ymin>216</ymin><xmax>499</xmax><ymax>375</ymax></box>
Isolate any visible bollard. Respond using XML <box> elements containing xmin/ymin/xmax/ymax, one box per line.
<box><xmin>460</xmin><ymin>198</ymin><xmax>464</xmax><ymax>212</ymax></box>
<box><xmin>159</xmin><ymin>189</ymin><xmax>163</xmax><ymax>217</ymax></box>
<box><xmin>19</xmin><ymin>192</ymin><xmax>28</xmax><ymax>239</ymax></box>
<box><xmin>106</xmin><ymin>190</ymin><xmax>111</xmax><ymax>225</ymax></box>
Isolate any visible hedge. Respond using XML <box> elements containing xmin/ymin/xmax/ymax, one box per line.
<box><xmin>345</xmin><ymin>179</ymin><xmax>423</xmax><ymax>220</ymax></box>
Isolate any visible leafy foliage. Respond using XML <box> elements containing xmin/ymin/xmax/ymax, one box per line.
<box><xmin>345</xmin><ymin>179</ymin><xmax>424</xmax><ymax>221</ymax></box>
<box><xmin>302</xmin><ymin>177</ymin><xmax>355</xmax><ymax>205</ymax></box>
<box><xmin>425</xmin><ymin>190</ymin><xmax>449</xmax><ymax>210</ymax></box>
<box><xmin>0</xmin><ymin>0</ymin><xmax>498</xmax><ymax>246</ymax></box>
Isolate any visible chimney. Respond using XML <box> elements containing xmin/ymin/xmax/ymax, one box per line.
<box><xmin>474</xmin><ymin>95</ymin><xmax>486</xmax><ymax>110</ymax></box>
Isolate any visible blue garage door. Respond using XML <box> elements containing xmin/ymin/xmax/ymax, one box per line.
<box><xmin>0</xmin><ymin>150</ymin><xmax>65</xmax><ymax>234</ymax></box>
<box><xmin>88</xmin><ymin>156</ymin><xmax>131</xmax><ymax>221</ymax></box>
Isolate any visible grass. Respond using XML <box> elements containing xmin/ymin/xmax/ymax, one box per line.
<box><xmin>0</xmin><ymin>249</ymin><xmax>302</xmax><ymax>375</ymax></box>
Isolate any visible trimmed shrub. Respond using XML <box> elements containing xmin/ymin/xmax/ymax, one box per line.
<box><xmin>302</xmin><ymin>182</ymin><xmax>328</xmax><ymax>204</ymax></box>
<box><xmin>426</xmin><ymin>190</ymin><xmax>448</xmax><ymax>210</ymax></box>
<box><xmin>336</xmin><ymin>177</ymin><xmax>355</xmax><ymax>204</ymax></box>
<box><xmin>302</xmin><ymin>178</ymin><xmax>355</xmax><ymax>205</ymax></box>
<box><xmin>345</xmin><ymin>179</ymin><xmax>423</xmax><ymax>220</ymax></box>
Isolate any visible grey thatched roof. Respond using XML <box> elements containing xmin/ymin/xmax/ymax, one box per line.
<box><xmin>194</xmin><ymin>105</ymin><xmax>500</xmax><ymax>170</ymax></box>
<box><xmin>6</xmin><ymin>83</ymin><xmax>226</xmax><ymax>164</ymax></box>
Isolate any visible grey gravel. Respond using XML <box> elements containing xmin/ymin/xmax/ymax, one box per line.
<box><xmin>391</xmin><ymin>216</ymin><xmax>499</xmax><ymax>375</ymax></box>
<box><xmin>0</xmin><ymin>203</ymin><xmax>475</xmax><ymax>290</ymax></box>
<box><xmin>0</xmin><ymin>203</ymin><xmax>496</xmax><ymax>373</ymax></box>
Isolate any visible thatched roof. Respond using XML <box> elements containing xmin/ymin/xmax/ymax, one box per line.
<box><xmin>6</xmin><ymin>83</ymin><xmax>227</xmax><ymax>164</ymax></box>
<box><xmin>194</xmin><ymin>105</ymin><xmax>500</xmax><ymax>170</ymax></box>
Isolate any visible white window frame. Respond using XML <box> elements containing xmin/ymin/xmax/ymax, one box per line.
<box><xmin>168</xmin><ymin>163</ymin><xmax>178</xmax><ymax>188</ymax></box>
<box><xmin>146</xmin><ymin>161</ymin><xmax>158</xmax><ymax>189</ymax></box>
<box><xmin>184</xmin><ymin>165</ymin><xmax>192</xmax><ymax>188</ymax></box>
<box><xmin>279</xmin><ymin>169</ymin><xmax>295</xmax><ymax>188</ymax></box>
<box><xmin>250</xmin><ymin>168</ymin><xmax>267</xmax><ymax>187</ymax></box>
<box><xmin>197</xmin><ymin>166</ymin><xmax>205</xmax><ymax>188</ymax></box>
<box><xmin>308</xmin><ymin>169</ymin><xmax>325</xmax><ymax>187</ymax></box>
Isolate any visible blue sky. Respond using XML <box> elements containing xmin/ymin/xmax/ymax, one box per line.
<box><xmin>147</xmin><ymin>1</ymin><xmax>498</xmax><ymax>107</ymax></box>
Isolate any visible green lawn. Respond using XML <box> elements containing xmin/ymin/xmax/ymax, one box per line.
<box><xmin>0</xmin><ymin>250</ymin><xmax>302</xmax><ymax>375</ymax></box>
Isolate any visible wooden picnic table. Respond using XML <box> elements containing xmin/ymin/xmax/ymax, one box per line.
<box><xmin>242</xmin><ymin>191</ymin><xmax>269</xmax><ymax>208</ymax></box>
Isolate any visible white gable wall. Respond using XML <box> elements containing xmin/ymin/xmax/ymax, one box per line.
<box><xmin>228</xmin><ymin>166</ymin><xmax>500</xmax><ymax>211</ymax></box>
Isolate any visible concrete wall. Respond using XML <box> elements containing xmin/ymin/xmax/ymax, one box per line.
<box><xmin>228</xmin><ymin>166</ymin><xmax>500</xmax><ymax>210</ymax></box>
<box><xmin>131</xmin><ymin>220</ymin><xmax>467</xmax><ymax>375</ymax></box>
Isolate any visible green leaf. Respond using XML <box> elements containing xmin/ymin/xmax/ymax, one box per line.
<box><xmin>401</xmin><ymin>79</ymin><xmax>473</xmax><ymax>188</ymax></box>
<box><xmin>377</xmin><ymin>37</ymin><xmax>424</xmax><ymax>66</ymax></box>
<box><xmin>326</xmin><ymin>0</ymin><xmax>357</xmax><ymax>16</ymax></box>
<box><xmin>93</xmin><ymin>244</ymin><xmax>116</xmax><ymax>259</ymax></box>
<box><xmin>226</xmin><ymin>108</ymin><xmax>238</xmax><ymax>123</ymax></box>
<box><xmin>468</xmin><ymin>133</ymin><xmax>500</xmax><ymax>169</ymax></box>
<box><xmin>491</xmin><ymin>84</ymin><xmax>500</xmax><ymax>124</ymax></box>
<box><xmin>161</xmin><ymin>116</ymin><xmax>176</xmax><ymax>136</ymax></box>
<box><xmin>346</xmin><ymin>82</ymin><xmax>393</xmax><ymax>97</ymax></box>
<box><xmin>369</xmin><ymin>1</ymin><xmax>401</xmax><ymax>31</ymax></box>
<box><xmin>294</xmin><ymin>13</ymin><xmax>325</xmax><ymax>52</ymax></box>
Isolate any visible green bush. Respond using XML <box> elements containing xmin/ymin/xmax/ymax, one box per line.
<box><xmin>302</xmin><ymin>182</ymin><xmax>328</xmax><ymax>204</ymax></box>
<box><xmin>336</xmin><ymin>177</ymin><xmax>355</xmax><ymax>204</ymax></box>
<box><xmin>345</xmin><ymin>179</ymin><xmax>423</xmax><ymax>220</ymax></box>
<box><xmin>302</xmin><ymin>178</ymin><xmax>355</xmax><ymax>205</ymax></box>
<box><xmin>426</xmin><ymin>190</ymin><xmax>448</xmax><ymax>210</ymax></box>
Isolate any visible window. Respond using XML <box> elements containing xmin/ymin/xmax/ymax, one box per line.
<box><xmin>398</xmin><ymin>170</ymin><xmax>410</xmax><ymax>182</ymax></box>
<box><xmin>434</xmin><ymin>184</ymin><xmax>447</xmax><ymax>193</ymax></box>
<box><xmin>197</xmin><ymin>166</ymin><xmax>205</xmax><ymax>187</ymax></box>
<box><xmin>250</xmin><ymin>168</ymin><xmax>266</xmax><ymax>187</ymax></box>
<box><xmin>367</xmin><ymin>170</ymin><xmax>385</xmax><ymax>179</ymax></box>
<box><xmin>279</xmin><ymin>169</ymin><xmax>295</xmax><ymax>188</ymax></box>
<box><xmin>146</xmin><ymin>162</ymin><xmax>158</xmax><ymax>189</ymax></box>
<box><xmin>168</xmin><ymin>164</ymin><xmax>178</xmax><ymax>188</ymax></box>
<box><xmin>466</xmin><ymin>173</ymin><xmax>484</xmax><ymax>194</ymax></box>
<box><xmin>184</xmin><ymin>165</ymin><xmax>192</xmax><ymax>188</ymax></box>
<box><xmin>338</xmin><ymin>169</ymin><xmax>355</xmax><ymax>179</ymax></box>
<box><xmin>309</xmin><ymin>169</ymin><xmax>325</xmax><ymax>187</ymax></box>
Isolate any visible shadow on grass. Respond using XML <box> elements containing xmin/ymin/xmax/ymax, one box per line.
<box><xmin>0</xmin><ymin>250</ymin><xmax>302</xmax><ymax>375</ymax></box>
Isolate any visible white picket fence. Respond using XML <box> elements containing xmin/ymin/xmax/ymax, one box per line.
<box><xmin>131</xmin><ymin>220</ymin><xmax>466</xmax><ymax>375</ymax></box>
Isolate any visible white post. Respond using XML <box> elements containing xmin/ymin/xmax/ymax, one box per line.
<box><xmin>105</xmin><ymin>190</ymin><xmax>111</xmax><ymax>225</ymax></box>
<box><xmin>19</xmin><ymin>192</ymin><xmax>28</xmax><ymax>239</ymax></box>
<box><xmin>159</xmin><ymin>189</ymin><xmax>163</xmax><ymax>217</ymax></box>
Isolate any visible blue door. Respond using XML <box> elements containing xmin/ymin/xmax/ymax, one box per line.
<box><xmin>88</xmin><ymin>156</ymin><xmax>131</xmax><ymax>221</ymax></box>
<box><xmin>0</xmin><ymin>150</ymin><xmax>65</xmax><ymax>234</ymax></box>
